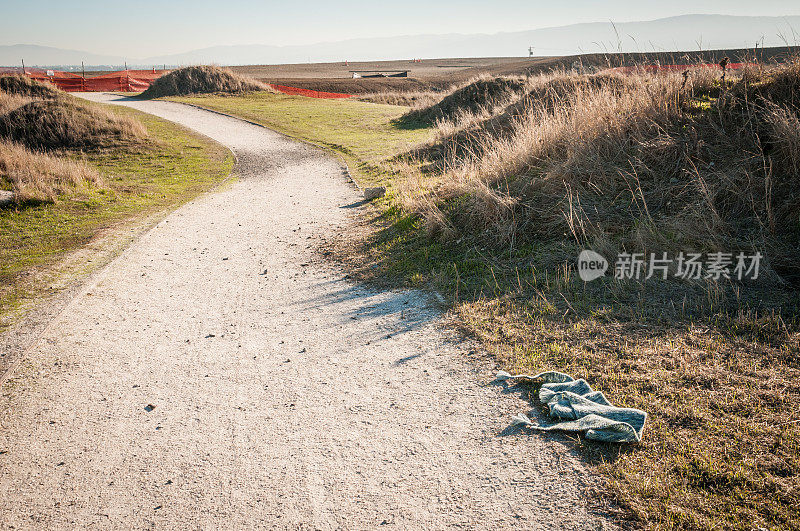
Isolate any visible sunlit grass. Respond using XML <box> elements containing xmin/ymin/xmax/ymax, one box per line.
<box><xmin>0</xmin><ymin>105</ymin><xmax>233</xmax><ymax>328</ymax></box>
<box><xmin>168</xmin><ymin>91</ymin><xmax>432</xmax><ymax>183</ymax></box>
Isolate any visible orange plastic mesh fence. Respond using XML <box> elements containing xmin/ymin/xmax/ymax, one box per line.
<box><xmin>3</xmin><ymin>69</ymin><xmax>354</xmax><ymax>98</ymax></box>
<box><xmin>268</xmin><ymin>84</ymin><xmax>352</xmax><ymax>99</ymax></box>
<box><xmin>2</xmin><ymin>69</ymin><xmax>168</xmax><ymax>92</ymax></box>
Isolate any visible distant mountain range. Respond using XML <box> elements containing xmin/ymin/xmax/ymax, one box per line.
<box><xmin>2</xmin><ymin>14</ymin><xmax>799</xmax><ymax>68</ymax></box>
<box><xmin>0</xmin><ymin>44</ymin><xmax>128</xmax><ymax>69</ymax></box>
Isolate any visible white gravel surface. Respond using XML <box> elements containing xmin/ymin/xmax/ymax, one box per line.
<box><xmin>0</xmin><ymin>93</ymin><xmax>612</xmax><ymax>529</ymax></box>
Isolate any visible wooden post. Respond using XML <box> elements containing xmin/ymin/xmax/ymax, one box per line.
<box><xmin>719</xmin><ymin>57</ymin><xmax>729</xmax><ymax>89</ymax></box>
<box><xmin>21</xmin><ymin>58</ymin><xmax>25</xmax><ymax>74</ymax></box>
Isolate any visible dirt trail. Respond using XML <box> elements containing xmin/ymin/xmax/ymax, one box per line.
<box><xmin>0</xmin><ymin>93</ymin><xmax>611</xmax><ymax>529</ymax></box>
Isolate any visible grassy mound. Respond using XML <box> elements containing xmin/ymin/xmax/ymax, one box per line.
<box><xmin>403</xmin><ymin>62</ymin><xmax>800</xmax><ymax>281</ymax></box>
<box><xmin>412</xmin><ymin>72</ymin><xmax>635</xmax><ymax>164</ymax></box>
<box><xmin>0</xmin><ymin>75</ymin><xmax>62</xmax><ymax>99</ymax></box>
<box><xmin>402</xmin><ymin>76</ymin><xmax>527</xmax><ymax>124</ymax></box>
<box><xmin>0</xmin><ymin>98</ymin><xmax>145</xmax><ymax>151</ymax></box>
<box><xmin>0</xmin><ymin>82</ymin><xmax>146</xmax><ymax>205</ymax></box>
<box><xmin>139</xmin><ymin>65</ymin><xmax>268</xmax><ymax>98</ymax></box>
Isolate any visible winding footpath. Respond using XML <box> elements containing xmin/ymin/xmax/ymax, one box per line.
<box><xmin>0</xmin><ymin>94</ymin><xmax>611</xmax><ymax>529</ymax></box>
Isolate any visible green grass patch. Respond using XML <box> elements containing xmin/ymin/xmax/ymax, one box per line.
<box><xmin>167</xmin><ymin>92</ymin><xmax>432</xmax><ymax>183</ymax></box>
<box><xmin>0</xmin><ymin>105</ymin><xmax>233</xmax><ymax>328</ymax></box>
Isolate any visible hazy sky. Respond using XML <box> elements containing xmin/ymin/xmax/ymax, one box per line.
<box><xmin>2</xmin><ymin>0</ymin><xmax>799</xmax><ymax>58</ymax></box>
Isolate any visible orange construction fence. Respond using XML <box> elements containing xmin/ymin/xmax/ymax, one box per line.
<box><xmin>4</xmin><ymin>68</ymin><xmax>354</xmax><ymax>98</ymax></box>
<box><xmin>0</xmin><ymin>67</ymin><xmax>170</xmax><ymax>92</ymax></box>
<box><xmin>267</xmin><ymin>84</ymin><xmax>352</xmax><ymax>99</ymax></box>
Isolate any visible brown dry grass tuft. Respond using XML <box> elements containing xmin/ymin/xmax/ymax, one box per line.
<box><xmin>410</xmin><ymin>71</ymin><xmax>639</xmax><ymax>164</ymax></box>
<box><xmin>0</xmin><ymin>78</ymin><xmax>146</xmax><ymax>204</ymax></box>
<box><xmin>403</xmin><ymin>60</ymin><xmax>800</xmax><ymax>283</ymax></box>
<box><xmin>140</xmin><ymin>65</ymin><xmax>272</xmax><ymax>99</ymax></box>
<box><xmin>0</xmin><ymin>75</ymin><xmax>62</xmax><ymax>99</ymax></box>
<box><xmin>0</xmin><ymin>91</ymin><xmax>32</xmax><ymax>115</ymax></box>
<box><xmin>0</xmin><ymin>140</ymin><xmax>102</xmax><ymax>203</ymax></box>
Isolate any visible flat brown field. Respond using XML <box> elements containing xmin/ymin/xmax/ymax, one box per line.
<box><xmin>225</xmin><ymin>46</ymin><xmax>799</xmax><ymax>94</ymax></box>
<box><xmin>229</xmin><ymin>57</ymin><xmax>533</xmax><ymax>94</ymax></box>
<box><xmin>229</xmin><ymin>57</ymin><xmax>526</xmax><ymax>79</ymax></box>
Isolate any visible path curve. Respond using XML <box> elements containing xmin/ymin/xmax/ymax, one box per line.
<box><xmin>0</xmin><ymin>93</ymin><xmax>611</xmax><ymax>529</ymax></box>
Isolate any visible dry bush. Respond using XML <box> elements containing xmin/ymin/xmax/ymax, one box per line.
<box><xmin>140</xmin><ymin>65</ymin><xmax>272</xmax><ymax>98</ymax></box>
<box><xmin>0</xmin><ymin>97</ymin><xmax>146</xmax><ymax>151</ymax></box>
<box><xmin>0</xmin><ymin>140</ymin><xmax>102</xmax><ymax>203</ymax></box>
<box><xmin>0</xmin><ymin>75</ymin><xmax>62</xmax><ymax>99</ymax></box>
<box><xmin>402</xmin><ymin>59</ymin><xmax>800</xmax><ymax>282</ymax></box>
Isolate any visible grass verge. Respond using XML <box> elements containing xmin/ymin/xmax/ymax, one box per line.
<box><xmin>0</xmin><ymin>104</ymin><xmax>233</xmax><ymax>332</ymax></box>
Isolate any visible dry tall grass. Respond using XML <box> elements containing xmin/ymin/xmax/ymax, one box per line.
<box><xmin>0</xmin><ymin>140</ymin><xmax>102</xmax><ymax>203</ymax></box>
<box><xmin>0</xmin><ymin>92</ymin><xmax>31</xmax><ymax>115</ymax></box>
<box><xmin>401</xmin><ymin>76</ymin><xmax>527</xmax><ymax>125</ymax></box>
<box><xmin>0</xmin><ymin>75</ymin><xmax>62</xmax><ymax>99</ymax></box>
<box><xmin>0</xmin><ymin>77</ymin><xmax>142</xmax><ymax>204</ymax></box>
<box><xmin>140</xmin><ymin>65</ymin><xmax>271</xmax><ymax>98</ymax></box>
<box><xmin>402</xmin><ymin>61</ymin><xmax>800</xmax><ymax>283</ymax></box>
<box><xmin>412</xmin><ymin>71</ymin><xmax>639</xmax><ymax>163</ymax></box>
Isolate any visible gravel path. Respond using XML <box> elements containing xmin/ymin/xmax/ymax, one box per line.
<box><xmin>0</xmin><ymin>93</ymin><xmax>611</xmax><ymax>529</ymax></box>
